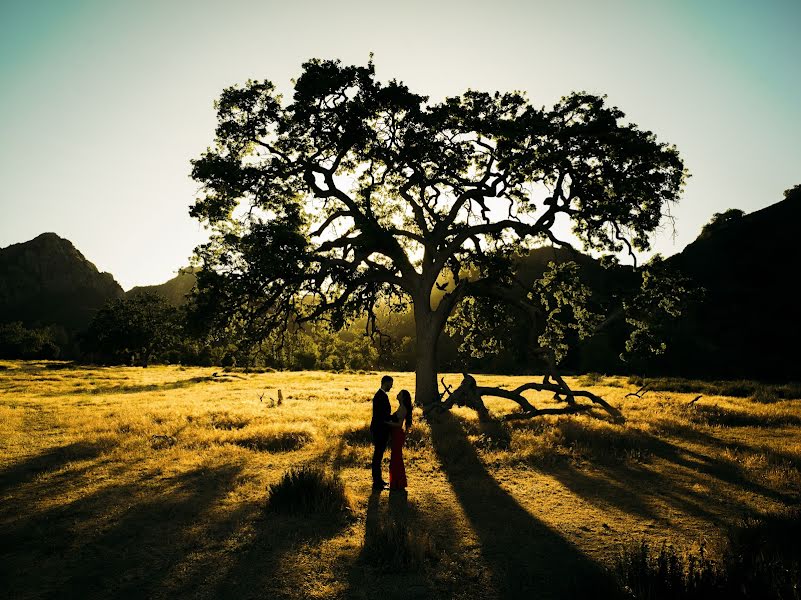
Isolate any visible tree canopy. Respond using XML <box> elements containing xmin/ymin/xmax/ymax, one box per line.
<box><xmin>190</xmin><ymin>58</ymin><xmax>687</xmax><ymax>412</ymax></box>
<box><xmin>83</xmin><ymin>293</ymin><xmax>180</xmax><ymax>367</ymax></box>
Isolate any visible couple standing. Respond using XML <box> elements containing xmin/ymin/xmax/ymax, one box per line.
<box><xmin>370</xmin><ymin>375</ymin><xmax>413</xmax><ymax>492</ymax></box>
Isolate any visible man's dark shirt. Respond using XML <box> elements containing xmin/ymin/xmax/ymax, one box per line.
<box><xmin>370</xmin><ymin>389</ymin><xmax>391</xmax><ymax>431</ymax></box>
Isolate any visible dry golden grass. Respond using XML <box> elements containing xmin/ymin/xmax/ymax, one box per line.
<box><xmin>1</xmin><ymin>361</ymin><xmax>799</xmax><ymax>599</ymax></box>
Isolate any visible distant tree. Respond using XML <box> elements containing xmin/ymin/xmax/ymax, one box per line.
<box><xmin>0</xmin><ymin>322</ymin><xmax>61</xmax><ymax>359</ymax></box>
<box><xmin>84</xmin><ymin>293</ymin><xmax>180</xmax><ymax>367</ymax></box>
<box><xmin>620</xmin><ymin>255</ymin><xmax>698</xmax><ymax>369</ymax></box>
<box><xmin>697</xmin><ymin>208</ymin><xmax>745</xmax><ymax>240</ymax></box>
<box><xmin>784</xmin><ymin>184</ymin><xmax>801</xmax><ymax>201</ymax></box>
<box><xmin>189</xmin><ymin>58</ymin><xmax>686</xmax><ymax>420</ymax></box>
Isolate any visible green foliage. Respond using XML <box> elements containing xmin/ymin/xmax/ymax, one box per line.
<box><xmin>0</xmin><ymin>322</ymin><xmax>61</xmax><ymax>359</ymax></box>
<box><xmin>83</xmin><ymin>293</ymin><xmax>181</xmax><ymax>367</ymax></box>
<box><xmin>533</xmin><ymin>261</ymin><xmax>602</xmax><ymax>363</ymax></box>
<box><xmin>448</xmin><ymin>260</ymin><xmax>602</xmax><ymax>365</ymax></box>
<box><xmin>697</xmin><ymin>208</ymin><xmax>745</xmax><ymax>240</ymax></box>
<box><xmin>622</xmin><ymin>255</ymin><xmax>698</xmax><ymax>366</ymax></box>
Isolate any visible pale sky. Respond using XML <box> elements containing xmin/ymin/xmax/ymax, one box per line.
<box><xmin>1</xmin><ymin>0</ymin><xmax>799</xmax><ymax>290</ymax></box>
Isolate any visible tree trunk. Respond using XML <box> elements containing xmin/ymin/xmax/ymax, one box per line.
<box><xmin>414</xmin><ymin>305</ymin><xmax>441</xmax><ymax>409</ymax></box>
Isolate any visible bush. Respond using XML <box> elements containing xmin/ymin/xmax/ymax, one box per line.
<box><xmin>628</xmin><ymin>375</ymin><xmax>645</xmax><ymax>387</ymax></box>
<box><xmin>728</xmin><ymin>509</ymin><xmax>801</xmax><ymax>598</ymax></box>
<box><xmin>0</xmin><ymin>322</ymin><xmax>61</xmax><ymax>359</ymax></box>
<box><xmin>342</xmin><ymin>426</ymin><xmax>372</xmax><ymax>446</ymax></box>
<box><xmin>266</xmin><ymin>466</ymin><xmax>350</xmax><ymax>516</ymax></box>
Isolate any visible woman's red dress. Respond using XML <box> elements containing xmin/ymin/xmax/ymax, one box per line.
<box><xmin>389</xmin><ymin>426</ymin><xmax>407</xmax><ymax>490</ymax></box>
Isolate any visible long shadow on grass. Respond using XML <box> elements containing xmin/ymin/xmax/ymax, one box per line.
<box><xmin>0</xmin><ymin>440</ymin><xmax>112</xmax><ymax>496</ymax></box>
<box><xmin>209</xmin><ymin>509</ymin><xmax>350</xmax><ymax>599</ymax></box>
<box><xmin>534</xmin><ymin>421</ymin><xmax>798</xmax><ymax>530</ymax></box>
<box><xmin>344</xmin><ymin>490</ymin><xmax>439</xmax><ymax>600</ymax></box>
<box><xmin>428</xmin><ymin>411</ymin><xmax>620</xmax><ymax>600</ymax></box>
<box><xmin>1</xmin><ymin>462</ymin><xmax>244</xmax><ymax>599</ymax></box>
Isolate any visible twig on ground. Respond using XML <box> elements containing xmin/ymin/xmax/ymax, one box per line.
<box><xmin>626</xmin><ymin>384</ymin><xmax>650</xmax><ymax>399</ymax></box>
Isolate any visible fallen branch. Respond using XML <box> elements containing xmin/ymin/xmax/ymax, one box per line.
<box><xmin>626</xmin><ymin>384</ymin><xmax>650</xmax><ymax>399</ymax></box>
<box><xmin>425</xmin><ymin>373</ymin><xmax>624</xmax><ymax>423</ymax></box>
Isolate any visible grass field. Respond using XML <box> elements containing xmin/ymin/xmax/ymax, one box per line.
<box><xmin>2</xmin><ymin>361</ymin><xmax>800</xmax><ymax>599</ymax></box>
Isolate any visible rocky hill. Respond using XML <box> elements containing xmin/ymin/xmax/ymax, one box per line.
<box><xmin>127</xmin><ymin>268</ymin><xmax>197</xmax><ymax>306</ymax></box>
<box><xmin>0</xmin><ymin>233</ymin><xmax>124</xmax><ymax>333</ymax></box>
<box><xmin>665</xmin><ymin>188</ymin><xmax>801</xmax><ymax>379</ymax></box>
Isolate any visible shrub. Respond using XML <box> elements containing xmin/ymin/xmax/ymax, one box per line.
<box><xmin>266</xmin><ymin>466</ymin><xmax>349</xmax><ymax>516</ymax></box>
<box><xmin>640</xmin><ymin>377</ymin><xmax>801</xmax><ymax>401</ymax></box>
<box><xmin>727</xmin><ymin>508</ymin><xmax>801</xmax><ymax>598</ymax></box>
<box><xmin>628</xmin><ymin>375</ymin><xmax>644</xmax><ymax>387</ymax></box>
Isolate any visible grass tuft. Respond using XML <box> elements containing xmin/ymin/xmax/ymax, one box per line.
<box><xmin>615</xmin><ymin>508</ymin><xmax>801</xmax><ymax>599</ymax></box>
<box><xmin>342</xmin><ymin>425</ymin><xmax>372</xmax><ymax>446</ymax></box>
<box><xmin>578</xmin><ymin>372</ymin><xmax>605</xmax><ymax>386</ymax></box>
<box><xmin>231</xmin><ymin>430</ymin><xmax>313</xmax><ymax>452</ymax></box>
<box><xmin>266</xmin><ymin>465</ymin><xmax>350</xmax><ymax>516</ymax></box>
<box><xmin>363</xmin><ymin>515</ymin><xmax>438</xmax><ymax>571</ymax></box>
<box><xmin>615</xmin><ymin>540</ymin><xmax>724</xmax><ymax>598</ymax></box>
<box><xmin>207</xmin><ymin>411</ymin><xmax>250</xmax><ymax>430</ymax></box>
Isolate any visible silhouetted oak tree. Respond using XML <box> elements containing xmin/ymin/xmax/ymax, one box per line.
<box><xmin>190</xmin><ymin>58</ymin><xmax>686</xmax><ymax>420</ymax></box>
<box><xmin>84</xmin><ymin>293</ymin><xmax>179</xmax><ymax>367</ymax></box>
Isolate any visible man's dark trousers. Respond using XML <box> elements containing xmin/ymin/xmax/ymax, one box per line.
<box><xmin>370</xmin><ymin>387</ymin><xmax>391</xmax><ymax>487</ymax></box>
<box><xmin>370</xmin><ymin>424</ymin><xmax>389</xmax><ymax>487</ymax></box>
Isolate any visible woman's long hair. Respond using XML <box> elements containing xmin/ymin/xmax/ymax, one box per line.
<box><xmin>399</xmin><ymin>389</ymin><xmax>413</xmax><ymax>429</ymax></box>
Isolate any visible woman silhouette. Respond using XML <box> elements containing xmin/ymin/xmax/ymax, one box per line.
<box><xmin>387</xmin><ymin>389</ymin><xmax>412</xmax><ymax>491</ymax></box>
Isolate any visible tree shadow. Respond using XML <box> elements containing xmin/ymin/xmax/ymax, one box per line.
<box><xmin>208</xmin><ymin>507</ymin><xmax>352</xmax><ymax>599</ymax></box>
<box><xmin>0</xmin><ymin>440</ymin><xmax>113</xmax><ymax>495</ymax></box>
<box><xmin>534</xmin><ymin>420</ymin><xmax>799</xmax><ymax>532</ymax></box>
<box><xmin>344</xmin><ymin>490</ymin><xmax>437</xmax><ymax>599</ymax></box>
<box><xmin>428</xmin><ymin>411</ymin><xmax>620</xmax><ymax>600</ymax></box>
<box><xmin>1</xmin><ymin>461</ymin><xmax>244</xmax><ymax>599</ymax></box>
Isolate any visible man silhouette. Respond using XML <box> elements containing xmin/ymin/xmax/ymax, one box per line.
<box><xmin>370</xmin><ymin>375</ymin><xmax>393</xmax><ymax>490</ymax></box>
